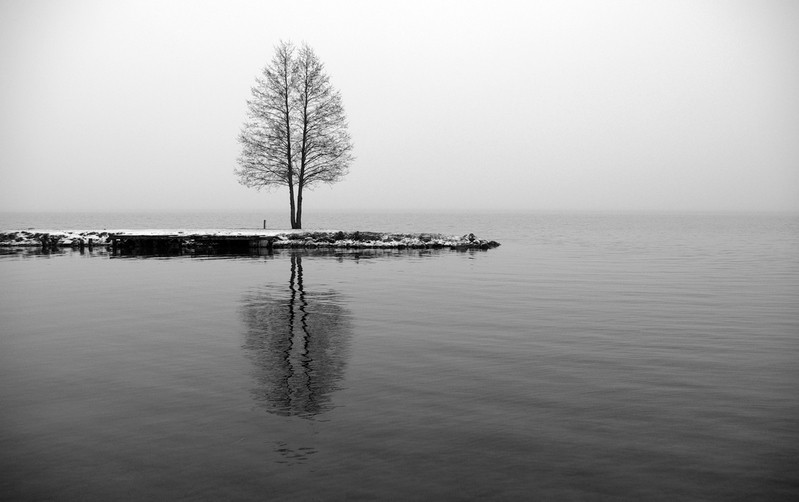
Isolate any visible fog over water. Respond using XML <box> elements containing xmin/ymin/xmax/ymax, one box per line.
<box><xmin>1</xmin><ymin>0</ymin><xmax>798</xmax><ymax>213</ymax></box>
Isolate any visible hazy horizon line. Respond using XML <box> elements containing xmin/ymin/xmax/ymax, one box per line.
<box><xmin>2</xmin><ymin>208</ymin><xmax>797</xmax><ymax>215</ymax></box>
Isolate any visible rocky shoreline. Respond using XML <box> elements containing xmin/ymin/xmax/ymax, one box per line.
<box><xmin>0</xmin><ymin>229</ymin><xmax>500</xmax><ymax>252</ymax></box>
<box><xmin>0</xmin><ymin>230</ymin><xmax>112</xmax><ymax>249</ymax></box>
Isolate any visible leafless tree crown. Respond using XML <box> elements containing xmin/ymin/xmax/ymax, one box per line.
<box><xmin>236</xmin><ymin>41</ymin><xmax>354</xmax><ymax>229</ymax></box>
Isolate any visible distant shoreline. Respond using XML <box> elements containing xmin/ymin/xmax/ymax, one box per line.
<box><xmin>0</xmin><ymin>229</ymin><xmax>500</xmax><ymax>252</ymax></box>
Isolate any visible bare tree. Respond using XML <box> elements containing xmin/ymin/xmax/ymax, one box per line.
<box><xmin>236</xmin><ymin>41</ymin><xmax>353</xmax><ymax>229</ymax></box>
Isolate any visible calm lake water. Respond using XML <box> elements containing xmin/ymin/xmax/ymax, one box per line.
<box><xmin>1</xmin><ymin>212</ymin><xmax>797</xmax><ymax>500</ymax></box>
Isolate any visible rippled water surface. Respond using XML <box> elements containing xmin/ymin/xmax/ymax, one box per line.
<box><xmin>1</xmin><ymin>212</ymin><xmax>797</xmax><ymax>500</ymax></box>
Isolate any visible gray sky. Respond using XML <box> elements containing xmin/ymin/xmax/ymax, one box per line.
<box><xmin>1</xmin><ymin>0</ymin><xmax>797</xmax><ymax>213</ymax></box>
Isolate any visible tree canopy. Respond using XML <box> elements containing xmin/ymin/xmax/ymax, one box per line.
<box><xmin>236</xmin><ymin>41</ymin><xmax>353</xmax><ymax>229</ymax></box>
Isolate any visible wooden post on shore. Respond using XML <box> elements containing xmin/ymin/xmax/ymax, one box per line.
<box><xmin>263</xmin><ymin>219</ymin><xmax>266</xmax><ymax>229</ymax></box>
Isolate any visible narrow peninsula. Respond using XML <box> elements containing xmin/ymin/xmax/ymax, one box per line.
<box><xmin>0</xmin><ymin>229</ymin><xmax>500</xmax><ymax>254</ymax></box>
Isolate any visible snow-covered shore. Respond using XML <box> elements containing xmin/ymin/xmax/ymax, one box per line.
<box><xmin>0</xmin><ymin>229</ymin><xmax>500</xmax><ymax>250</ymax></box>
<box><xmin>0</xmin><ymin>230</ymin><xmax>113</xmax><ymax>247</ymax></box>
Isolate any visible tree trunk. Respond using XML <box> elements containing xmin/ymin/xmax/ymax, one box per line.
<box><xmin>295</xmin><ymin>183</ymin><xmax>303</xmax><ymax>229</ymax></box>
<box><xmin>282</xmin><ymin>49</ymin><xmax>296</xmax><ymax>230</ymax></box>
<box><xmin>287</xmin><ymin>184</ymin><xmax>297</xmax><ymax>229</ymax></box>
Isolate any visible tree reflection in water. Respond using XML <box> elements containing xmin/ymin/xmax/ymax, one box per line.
<box><xmin>240</xmin><ymin>253</ymin><xmax>352</xmax><ymax>418</ymax></box>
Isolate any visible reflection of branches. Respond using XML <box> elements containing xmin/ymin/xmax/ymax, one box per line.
<box><xmin>240</xmin><ymin>253</ymin><xmax>352</xmax><ymax>418</ymax></box>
